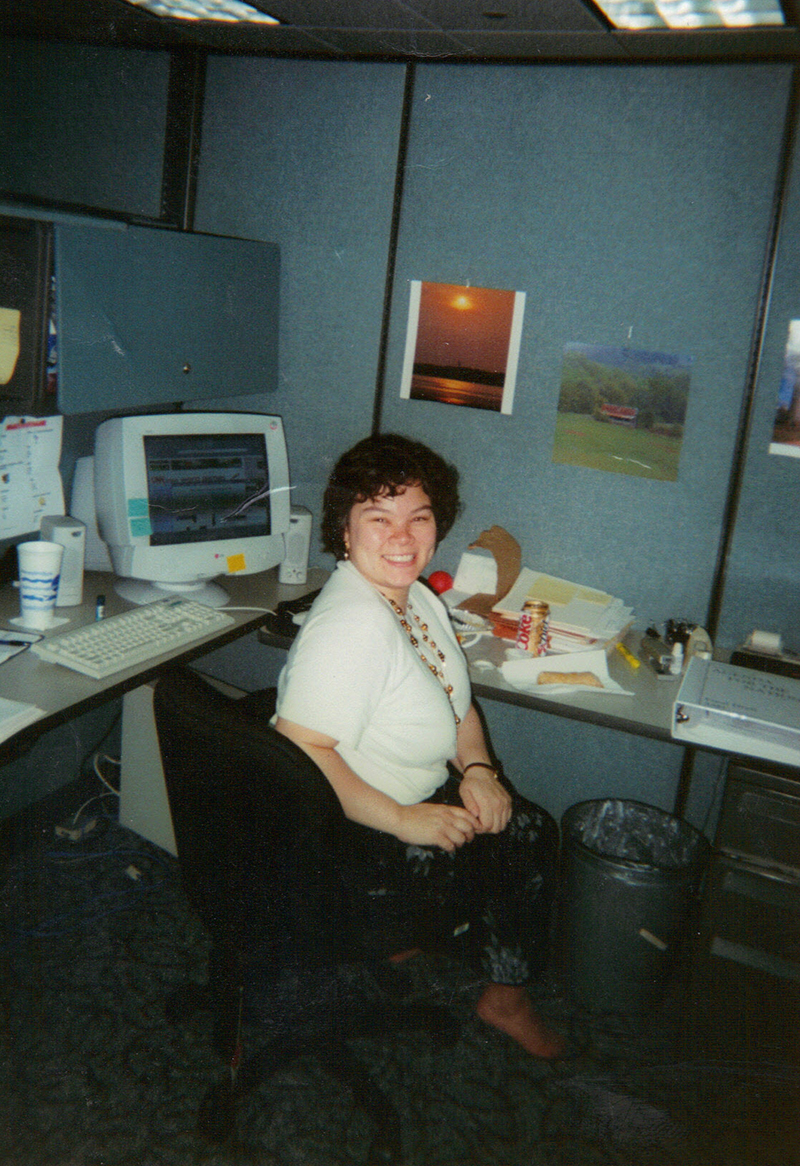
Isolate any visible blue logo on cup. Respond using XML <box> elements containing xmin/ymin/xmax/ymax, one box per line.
<box><xmin>20</xmin><ymin>568</ymin><xmax>61</xmax><ymax>607</ymax></box>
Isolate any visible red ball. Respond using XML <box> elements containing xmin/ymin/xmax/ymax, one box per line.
<box><xmin>428</xmin><ymin>570</ymin><xmax>453</xmax><ymax>594</ymax></box>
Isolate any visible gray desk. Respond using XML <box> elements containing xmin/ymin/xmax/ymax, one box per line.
<box><xmin>258</xmin><ymin>615</ymin><xmax>694</xmax><ymax>812</ymax></box>
<box><xmin>0</xmin><ymin>568</ymin><xmax>684</xmax><ymax>842</ymax></box>
<box><xmin>0</xmin><ymin>567</ymin><xmax>328</xmax><ymax>762</ymax></box>
<box><xmin>457</xmin><ymin>632</ymin><xmax>698</xmax><ymax>813</ymax></box>
<box><xmin>0</xmin><ymin>566</ymin><xmax>327</xmax><ymax>852</ymax></box>
<box><xmin>258</xmin><ymin>617</ymin><xmax>683</xmax><ymax>743</ymax></box>
<box><xmin>462</xmin><ymin>632</ymin><xmax>681</xmax><ymax>742</ymax></box>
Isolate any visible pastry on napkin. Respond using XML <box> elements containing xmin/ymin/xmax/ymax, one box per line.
<box><xmin>500</xmin><ymin>648</ymin><xmax>633</xmax><ymax>697</ymax></box>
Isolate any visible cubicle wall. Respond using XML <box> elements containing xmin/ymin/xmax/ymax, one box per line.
<box><xmin>0</xmin><ymin>38</ymin><xmax>173</xmax><ymax>814</ymax></box>
<box><xmin>192</xmin><ymin>56</ymin><xmax>407</xmax><ymax>526</ymax></box>
<box><xmin>374</xmin><ymin>62</ymin><xmax>792</xmax><ymax>821</ymax></box>
<box><xmin>0</xmin><ymin>39</ymin><xmax>169</xmax><ymax>220</ymax></box>
<box><xmin>379</xmin><ymin>63</ymin><xmax>792</xmax><ymax>643</ymax></box>
<box><xmin>714</xmin><ymin>106</ymin><xmax>800</xmax><ymax>652</ymax></box>
<box><xmin>1</xmin><ymin>42</ymin><xmax>793</xmax><ymax>653</ymax></box>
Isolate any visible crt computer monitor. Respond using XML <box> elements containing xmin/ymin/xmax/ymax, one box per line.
<box><xmin>94</xmin><ymin>412</ymin><xmax>291</xmax><ymax>607</ymax></box>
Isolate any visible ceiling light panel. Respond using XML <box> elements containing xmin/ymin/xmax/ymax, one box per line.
<box><xmin>123</xmin><ymin>0</ymin><xmax>279</xmax><ymax>21</ymax></box>
<box><xmin>595</xmin><ymin>0</ymin><xmax>784</xmax><ymax>24</ymax></box>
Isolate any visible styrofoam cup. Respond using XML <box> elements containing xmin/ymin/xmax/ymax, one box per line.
<box><xmin>17</xmin><ymin>540</ymin><xmax>64</xmax><ymax>629</ymax></box>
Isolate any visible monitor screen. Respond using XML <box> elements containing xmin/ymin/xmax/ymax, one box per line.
<box><xmin>144</xmin><ymin>432</ymin><xmax>270</xmax><ymax>547</ymax></box>
<box><xmin>94</xmin><ymin>412</ymin><xmax>291</xmax><ymax>607</ymax></box>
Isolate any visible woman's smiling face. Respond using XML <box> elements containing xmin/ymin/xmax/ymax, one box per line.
<box><xmin>343</xmin><ymin>483</ymin><xmax>437</xmax><ymax>608</ymax></box>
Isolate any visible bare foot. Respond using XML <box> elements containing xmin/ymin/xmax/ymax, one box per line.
<box><xmin>475</xmin><ymin>983</ymin><xmax>566</xmax><ymax>1059</ymax></box>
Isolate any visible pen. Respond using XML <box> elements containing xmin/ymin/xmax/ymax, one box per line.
<box><xmin>616</xmin><ymin>641</ymin><xmax>641</xmax><ymax>670</ymax></box>
<box><xmin>0</xmin><ymin>638</ymin><xmax>36</xmax><ymax>647</ymax></box>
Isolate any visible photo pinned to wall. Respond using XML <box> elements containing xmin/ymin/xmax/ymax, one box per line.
<box><xmin>770</xmin><ymin>319</ymin><xmax>800</xmax><ymax>458</ymax></box>
<box><xmin>553</xmin><ymin>342</ymin><xmax>691</xmax><ymax>481</ymax></box>
<box><xmin>400</xmin><ymin>280</ymin><xmax>525</xmax><ymax>414</ymax></box>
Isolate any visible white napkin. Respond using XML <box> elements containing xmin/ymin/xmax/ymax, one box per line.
<box><xmin>501</xmin><ymin>648</ymin><xmax>633</xmax><ymax>697</ymax></box>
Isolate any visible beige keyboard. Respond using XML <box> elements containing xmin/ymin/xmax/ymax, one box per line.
<box><xmin>31</xmin><ymin>597</ymin><xmax>235</xmax><ymax>679</ymax></box>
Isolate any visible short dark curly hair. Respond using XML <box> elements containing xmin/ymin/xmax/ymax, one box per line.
<box><xmin>321</xmin><ymin>433</ymin><xmax>461</xmax><ymax>560</ymax></box>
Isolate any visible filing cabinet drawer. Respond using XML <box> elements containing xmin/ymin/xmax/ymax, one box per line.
<box><xmin>715</xmin><ymin>760</ymin><xmax>800</xmax><ymax>878</ymax></box>
<box><xmin>702</xmin><ymin>855</ymin><xmax>800</xmax><ymax>981</ymax></box>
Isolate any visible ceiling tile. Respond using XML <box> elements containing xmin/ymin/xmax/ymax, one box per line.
<box><xmin>445</xmin><ymin>29</ymin><xmax>628</xmax><ymax>56</ymax></box>
<box><xmin>302</xmin><ymin>26</ymin><xmax>473</xmax><ymax>56</ymax></box>
<box><xmin>0</xmin><ymin>0</ymin><xmax>794</xmax><ymax>59</ymax></box>
<box><xmin>256</xmin><ymin>1</ymin><xmax>439</xmax><ymax>28</ymax></box>
<box><xmin>402</xmin><ymin>0</ymin><xmax>607</xmax><ymax>32</ymax></box>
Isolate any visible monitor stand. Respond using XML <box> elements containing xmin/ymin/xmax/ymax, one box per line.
<box><xmin>113</xmin><ymin>577</ymin><xmax>230</xmax><ymax>608</ymax></box>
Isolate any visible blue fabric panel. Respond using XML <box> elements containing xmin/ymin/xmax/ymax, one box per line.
<box><xmin>193</xmin><ymin>57</ymin><xmax>406</xmax><ymax>567</ymax></box>
<box><xmin>0</xmin><ymin>38</ymin><xmax>167</xmax><ymax>219</ymax></box>
<box><xmin>380</xmin><ymin>63</ymin><xmax>791</xmax><ymax>640</ymax></box>
<box><xmin>480</xmin><ymin>698</ymin><xmax>687</xmax><ymax>826</ymax></box>
<box><xmin>715</xmin><ymin>105</ymin><xmax>800</xmax><ymax>652</ymax></box>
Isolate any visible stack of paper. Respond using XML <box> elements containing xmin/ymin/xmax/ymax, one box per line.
<box><xmin>491</xmin><ymin>568</ymin><xmax>634</xmax><ymax>653</ymax></box>
<box><xmin>0</xmin><ymin>696</ymin><xmax>45</xmax><ymax>745</ymax></box>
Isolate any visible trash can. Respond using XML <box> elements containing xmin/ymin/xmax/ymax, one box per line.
<box><xmin>559</xmin><ymin>798</ymin><xmax>710</xmax><ymax>1013</ymax></box>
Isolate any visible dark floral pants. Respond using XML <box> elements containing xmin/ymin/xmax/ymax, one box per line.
<box><xmin>338</xmin><ymin>775</ymin><xmax>559</xmax><ymax>986</ymax></box>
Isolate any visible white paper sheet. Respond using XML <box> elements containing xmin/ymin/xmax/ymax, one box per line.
<box><xmin>501</xmin><ymin>648</ymin><xmax>633</xmax><ymax>697</ymax></box>
<box><xmin>0</xmin><ymin>308</ymin><xmax>21</xmax><ymax>385</ymax></box>
<box><xmin>0</xmin><ymin>694</ymin><xmax>45</xmax><ymax>744</ymax></box>
<box><xmin>0</xmin><ymin>415</ymin><xmax>64</xmax><ymax>539</ymax></box>
<box><xmin>0</xmin><ymin>629</ymin><xmax>42</xmax><ymax>666</ymax></box>
<box><xmin>452</xmin><ymin>550</ymin><xmax>498</xmax><ymax>597</ymax></box>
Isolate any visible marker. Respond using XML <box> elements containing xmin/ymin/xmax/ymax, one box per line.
<box><xmin>95</xmin><ymin>594</ymin><xmax>106</xmax><ymax>621</ymax></box>
<box><xmin>616</xmin><ymin>641</ymin><xmax>640</xmax><ymax>670</ymax></box>
<box><xmin>0</xmin><ymin>638</ymin><xmax>37</xmax><ymax>647</ymax></box>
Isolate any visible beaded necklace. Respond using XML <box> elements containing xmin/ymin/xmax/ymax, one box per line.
<box><xmin>385</xmin><ymin>594</ymin><xmax>461</xmax><ymax>726</ymax></box>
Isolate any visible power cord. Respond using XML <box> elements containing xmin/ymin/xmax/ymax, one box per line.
<box><xmin>53</xmin><ymin>751</ymin><xmax>121</xmax><ymax>844</ymax></box>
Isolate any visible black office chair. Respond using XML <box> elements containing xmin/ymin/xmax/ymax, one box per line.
<box><xmin>152</xmin><ymin>666</ymin><xmax>459</xmax><ymax>1163</ymax></box>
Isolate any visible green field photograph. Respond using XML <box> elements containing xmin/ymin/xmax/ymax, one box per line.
<box><xmin>553</xmin><ymin>342</ymin><xmax>690</xmax><ymax>481</ymax></box>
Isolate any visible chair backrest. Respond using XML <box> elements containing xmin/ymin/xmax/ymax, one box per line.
<box><xmin>152</xmin><ymin>666</ymin><xmax>349</xmax><ymax>970</ymax></box>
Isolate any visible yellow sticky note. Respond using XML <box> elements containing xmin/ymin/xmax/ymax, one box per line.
<box><xmin>0</xmin><ymin>307</ymin><xmax>21</xmax><ymax>385</ymax></box>
<box><xmin>226</xmin><ymin>553</ymin><xmax>246</xmax><ymax>573</ymax></box>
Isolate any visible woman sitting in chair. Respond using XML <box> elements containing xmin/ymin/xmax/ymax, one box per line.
<box><xmin>274</xmin><ymin>433</ymin><xmax>565</xmax><ymax>1059</ymax></box>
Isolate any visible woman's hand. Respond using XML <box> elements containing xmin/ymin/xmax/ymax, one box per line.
<box><xmin>276</xmin><ymin>717</ymin><xmax>479</xmax><ymax>851</ymax></box>
<box><xmin>395</xmin><ymin>802</ymin><xmax>480</xmax><ymax>852</ymax></box>
<box><xmin>454</xmin><ymin>705</ymin><xmax>512</xmax><ymax>834</ymax></box>
<box><xmin>459</xmin><ymin>771</ymin><xmax>512</xmax><ymax>835</ymax></box>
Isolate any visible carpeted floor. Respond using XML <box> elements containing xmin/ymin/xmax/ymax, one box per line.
<box><xmin>0</xmin><ymin>810</ymin><xmax>797</xmax><ymax>1166</ymax></box>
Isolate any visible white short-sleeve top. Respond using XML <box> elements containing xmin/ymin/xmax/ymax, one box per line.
<box><xmin>275</xmin><ymin>561</ymin><xmax>471</xmax><ymax>804</ymax></box>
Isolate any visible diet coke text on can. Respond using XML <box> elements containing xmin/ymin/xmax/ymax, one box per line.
<box><xmin>515</xmin><ymin>600</ymin><xmax>550</xmax><ymax>654</ymax></box>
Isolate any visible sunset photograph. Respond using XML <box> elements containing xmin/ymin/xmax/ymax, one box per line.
<box><xmin>400</xmin><ymin>280</ymin><xmax>525</xmax><ymax>414</ymax></box>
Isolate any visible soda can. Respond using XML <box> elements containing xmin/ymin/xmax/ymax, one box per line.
<box><xmin>515</xmin><ymin>600</ymin><xmax>550</xmax><ymax>655</ymax></box>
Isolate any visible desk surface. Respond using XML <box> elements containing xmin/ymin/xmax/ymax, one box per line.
<box><xmin>256</xmin><ymin>603</ymin><xmax>683</xmax><ymax>744</ymax></box>
<box><xmin>463</xmin><ymin>632</ymin><xmax>681</xmax><ymax>742</ymax></box>
<box><xmin>0</xmin><ymin>567</ymin><xmax>327</xmax><ymax>757</ymax></box>
<box><xmin>3</xmin><ymin>565</ymin><xmax>683</xmax><ymax>771</ymax></box>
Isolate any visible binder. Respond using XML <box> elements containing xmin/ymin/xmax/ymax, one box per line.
<box><xmin>673</xmin><ymin>658</ymin><xmax>800</xmax><ymax>768</ymax></box>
